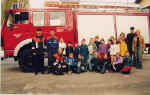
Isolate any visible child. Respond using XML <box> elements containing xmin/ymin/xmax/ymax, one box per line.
<box><xmin>66</xmin><ymin>53</ymin><xmax>76</xmax><ymax>74</ymax></box>
<box><xmin>53</xmin><ymin>48</ymin><xmax>67</xmax><ymax>75</ymax></box>
<box><xmin>121</xmin><ymin>52</ymin><xmax>132</xmax><ymax>74</ymax></box>
<box><xmin>118</xmin><ymin>33</ymin><xmax>128</xmax><ymax>57</ymax></box>
<box><xmin>91</xmin><ymin>52</ymin><xmax>106</xmax><ymax>74</ymax></box>
<box><xmin>90</xmin><ymin>52</ymin><xmax>100</xmax><ymax>72</ymax></box>
<box><xmin>75</xmin><ymin>54</ymin><xmax>85</xmax><ymax>73</ymax></box>
<box><xmin>66</xmin><ymin>41</ymin><xmax>73</xmax><ymax>57</ymax></box>
<box><xmin>103</xmin><ymin>54</ymin><xmax>112</xmax><ymax>73</ymax></box>
<box><xmin>94</xmin><ymin>36</ymin><xmax>100</xmax><ymax>50</ymax></box>
<box><xmin>88</xmin><ymin>38</ymin><xmax>97</xmax><ymax>71</ymax></box>
<box><xmin>80</xmin><ymin>39</ymin><xmax>89</xmax><ymax>71</ymax></box>
<box><xmin>73</xmin><ymin>42</ymin><xmax>80</xmax><ymax>61</ymax></box>
<box><xmin>59</xmin><ymin>37</ymin><xmax>66</xmax><ymax>55</ymax></box>
<box><xmin>111</xmin><ymin>53</ymin><xmax>124</xmax><ymax>72</ymax></box>
<box><xmin>109</xmin><ymin>36</ymin><xmax>115</xmax><ymax>44</ymax></box>
<box><xmin>106</xmin><ymin>40</ymin><xmax>112</xmax><ymax>68</ymax></box>
<box><xmin>98</xmin><ymin>38</ymin><xmax>108</xmax><ymax>59</ymax></box>
<box><xmin>107</xmin><ymin>40</ymin><xmax>112</xmax><ymax>57</ymax></box>
<box><xmin>96</xmin><ymin>53</ymin><xmax>107</xmax><ymax>74</ymax></box>
<box><xmin>110</xmin><ymin>40</ymin><xmax>120</xmax><ymax>56</ymax></box>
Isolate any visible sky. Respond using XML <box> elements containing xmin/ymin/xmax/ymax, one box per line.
<box><xmin>29</xmin><ymin>0</ymin><xmax>46</xmax><ymax>8</ymax></box>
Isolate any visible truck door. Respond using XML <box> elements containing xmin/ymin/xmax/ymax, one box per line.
<box><xmin>4</xmin><ymin>11</ymin><xmax>32</xmax><ymax>52</ymax></box>
<box><xmin>4</xmin><ymin>10</ymin><xmax>17</xmax><ymax>51</ymax></box>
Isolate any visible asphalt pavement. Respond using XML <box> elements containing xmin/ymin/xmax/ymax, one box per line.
<box><xmin>0</xmin><ymin>55</ymin><xmax>150</xmax><ymax>95</ymax></box>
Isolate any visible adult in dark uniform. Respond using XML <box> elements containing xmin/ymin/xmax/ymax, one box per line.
<box><xmin>126</xmin><ymin>27</ymin><xmax>136</xmax><ymax>58</ymax></box>
<box><xmin>32</xmin><ymin>28</ymin><xmax>45</xmax><ymax>75</ymax></box>
<box><xmin>46</xmin><ymin>30</ymin><xmax>59</xmax><ymax>73</ymax></box>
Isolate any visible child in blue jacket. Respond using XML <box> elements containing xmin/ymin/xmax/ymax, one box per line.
<box><xmin>80</xmin><ymin>39</ymin><xmax>89</xmax><ymax>71</ymax></box>
<box><xmin>66</xmin><ymin>53</ymin><xmax>76</xmax><ymax>74</ymax></box>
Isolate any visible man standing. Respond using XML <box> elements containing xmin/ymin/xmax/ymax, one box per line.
<box><xmin>46</xmin><ymin>30</ymin><xmax>59</xmax><ymax>73</ymax></box>
<box><xmin>132</xmin><ymin>30</ymin><xmax>145</xmax><ymax>69</ymax></box>
<box><xmin>32</xmin><ymin>28</ymin><xmax>45</xmax><ymax>75</ymax></box>
<box><xmin>126</xmin><ymin>27</ymin><xmax>136</xmax><ymax>61</ymax></box>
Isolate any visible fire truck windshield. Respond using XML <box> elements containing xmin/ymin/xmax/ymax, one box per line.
<box><xmin>6</xmin><ymin>11</ymin><xmax>29</xmax><ymax>27</ymax></box>
<box><xmin>15</xmin><ymin>12</ymin><xmax>29</xmax><ymax>24</ymax></box>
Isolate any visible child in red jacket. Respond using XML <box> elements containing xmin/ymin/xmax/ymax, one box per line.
<box><xmin>53</xmin><ymin>48</ymin><xmax>67</xmax><ymax>75</ymax></box>
<box><xmin>121</xmin><ymin>52</ymin><xmax>132</xmax><ymax>74</ymax></box>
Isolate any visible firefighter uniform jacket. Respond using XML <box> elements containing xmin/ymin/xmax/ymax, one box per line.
<box><xmin>46</xmin><ymin>36</ymin><xmax>59</xmax><ymax>53</ymax></box>
<box><xmin>32</xmin><ymin>36</ymin><xmax>45</xmax><ymax>74</ymax></box>
<box><xmin>32</xmin><ymin>36</ymin><xmax>45</xmax><ymax>53</ymax></box>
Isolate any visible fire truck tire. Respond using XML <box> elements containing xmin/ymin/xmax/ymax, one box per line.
<box><xmin>18</xmin><ymin>45</ymin><xmax>33</xmax><ymax>72</ymax></box>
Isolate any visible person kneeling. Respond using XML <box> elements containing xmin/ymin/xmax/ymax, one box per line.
<box><xmin>91</xmin><ymin>52</ymin><xmax>106</xmax><ymax>74</ymax></box>
<box><xmin>74</xmin><ymin>54</ymin><xmax>86</xmax><ymax>73</ymax></box>
<box><xmin>121</xmin><ymin>52</ymin><xmax>132</xmax><ymax>74</ymax></box>
<box><xmin>53</xmin><ymin>48</ymin><xmax>67</xmax><ymax>75</ymax></box>
<box><xmin>111</xmin><ymin>53</ymin><xmax>124</xmax><ymax>72</ymax></box>
<box><xmin>66</xmin><ymin>53</ymin><xmax>76</xmax><ymax>74</ymax></box>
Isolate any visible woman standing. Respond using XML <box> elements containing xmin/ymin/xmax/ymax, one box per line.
<box><xmin>132</xmin><ymin>30</ymin><xmax>145</xmax><ymax>69</ymax></box>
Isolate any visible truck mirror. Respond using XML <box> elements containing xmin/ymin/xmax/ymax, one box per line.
<box><xmin>8</xmin><ymin>24</ymin><xmax>13</xmax><ymax>29</ymax></box>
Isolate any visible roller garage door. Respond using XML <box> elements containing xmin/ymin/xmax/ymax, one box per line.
<box><xmin>116</xmin><ymin>15</ymin><xmax>150</xmax><ymax>43</ymax></box>
<box><xmin>77</xmin><ymin>15</ymin><xmax>115</xmax><ymax>44</ymax></box>
<box><xmin>76</xmin><ymin>14</ymin><xmax>150</xmax><ymax>44</ymax></box>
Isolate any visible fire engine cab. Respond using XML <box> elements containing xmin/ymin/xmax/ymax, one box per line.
<box><xmin>1</xmin><ymin>8</ymin><xmax>75</xmax><ymax>71</ymax></box>
<box><xmin>1</xmin><ymin>7</ymin><xmax>150</xmax><ymax>72</ymax></box>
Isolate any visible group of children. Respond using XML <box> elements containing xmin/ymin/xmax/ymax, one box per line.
<box><xmin>51</xmin><ymin>34</ymin><xmax>132</xmax><ymax>75</ymax></box>
<box><xmin>31</xmin><ymin>27</ymin><xmax>144</xmax><ymax>75</ymax></box>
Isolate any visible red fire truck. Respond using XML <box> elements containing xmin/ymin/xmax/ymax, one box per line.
<box><xmin>1</xmin><ymin>8</ymin><xmax>150</xmax><ymax>72</ymax></box>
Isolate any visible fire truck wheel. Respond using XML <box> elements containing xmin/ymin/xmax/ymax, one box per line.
<box><xmin>18</xmin><ymin>45</ymin><xmax>33</xmax><ymax>72</ymax></box>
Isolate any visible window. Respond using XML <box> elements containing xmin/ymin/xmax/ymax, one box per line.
<box><xmin>32</xmin><ymin>12</ymin><xmax>44</xmax><ymax>26</ymax></box>
<box><xmin>15</xmin><ymin>12</ymin><xmax>29</xmax><ymax>24</ymax></box>
<box><xmin>49</xmin><ymin>11</ymin><xmax>66</xmax><ymax>26</ymax></box>
<box><xmin>6</xmin><ymin>11</ymin><xmax>14</xmax><ymax>27</ymax></box>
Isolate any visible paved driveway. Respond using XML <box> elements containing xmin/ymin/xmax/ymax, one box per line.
<box><xmin>1</xmin><ymin>56</ymin><xmax>150</xmax><ymax>95</ymax></box>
